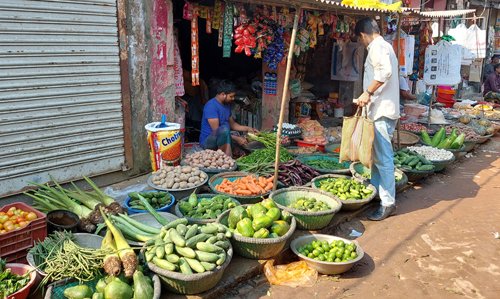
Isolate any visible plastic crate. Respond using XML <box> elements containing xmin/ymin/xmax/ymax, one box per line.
<box><xmin>0</xmin><ymin>202</ymin><xmax>47</xmax><ymax>263</ymax></box>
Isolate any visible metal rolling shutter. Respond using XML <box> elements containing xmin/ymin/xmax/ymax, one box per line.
<box><xmin>0</xmin><ymin>0</ymin><xmax>125</xmax><ymax>196</ymax></box>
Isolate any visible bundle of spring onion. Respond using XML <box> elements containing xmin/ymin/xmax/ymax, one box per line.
<box><xmin>29</xmin><ymin>231</ymin><xmax>111</xmax><ymax>286</ymax></box>
<box><xmin>25</xmin><ymin>176</ymin><xmax>125</xmax><ymax>232</ymax></box>
<box><xmin>247</xmin><ymin>132</ymin><xmax>277</xmax><ymax>148</ymax></box>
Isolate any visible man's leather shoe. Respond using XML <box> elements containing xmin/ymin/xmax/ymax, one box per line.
<box><xmin>368</xmin><ymin>205</ymin><xmax>396</xmax><ymax>221</ymax></box>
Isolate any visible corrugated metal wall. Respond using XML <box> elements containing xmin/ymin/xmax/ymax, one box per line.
<box><xmin>0</xmin><ymin>0</ymin><xmax>125</xmax><ymax>196</ymax></box>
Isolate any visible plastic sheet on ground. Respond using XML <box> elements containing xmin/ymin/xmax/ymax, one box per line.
<box><xmin>264</xmin><ymin>260</ymin><xmax>318</xmax><ymax>288</ymax></box>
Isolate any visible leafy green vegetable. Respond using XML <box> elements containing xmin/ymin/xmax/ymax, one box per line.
<box><xmin>0</xmin><ymin>258</ymin><xmax>31</xmax><ymax>298</ymax></box>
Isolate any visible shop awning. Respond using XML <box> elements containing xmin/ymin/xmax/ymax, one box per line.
<box><xmin>411</xmin><ymin>9</ymin><xmax>477</xmax><ymax>18</ymax></box>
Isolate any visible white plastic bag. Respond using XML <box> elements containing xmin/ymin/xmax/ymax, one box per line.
<box><xmin>424</xmin><ymin>41</ymin><xmax>462</xmax><ymax>86</ymax></box>
<box><xmin>465</xmin><ymin>24</ymin><xmax>486</xmax><ymax>59</ymax></box>
<box><xmin>449</xmin><ymin>23</ymin><xmax>467</xmax><ymax>47</ymax></box>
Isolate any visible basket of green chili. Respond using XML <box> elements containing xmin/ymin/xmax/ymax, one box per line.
<box><xmin>296</xmin><ymin>154</ymin><xmax>351</xmax><ymax>175</ymax></box>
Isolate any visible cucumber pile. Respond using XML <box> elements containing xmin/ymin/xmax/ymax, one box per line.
<box><xmin>394</xmin><ymin>149</ymin><xmax>435</xmax><ymax>171</ymax></box>
<box><xmin>421</xmin><ymin>128</ymin><xmax>465</xmax><ymax>150</ymax></box>
<box><xmin>145</xmin><ymin>219</ymin><xmax>231</xmax><ymax>274</ymax></box>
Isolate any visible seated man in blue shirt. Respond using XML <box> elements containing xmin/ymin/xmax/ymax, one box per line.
<box><xmin>199</xmin><ymin>80</ymin><xmax>258</xmax><ymax>156</ymax></box>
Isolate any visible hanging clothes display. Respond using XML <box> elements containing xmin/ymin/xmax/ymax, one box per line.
<box><xmin>330</xmin><ymin>41</ymin><xmax>364</xmax><ymax>82</ymax></box>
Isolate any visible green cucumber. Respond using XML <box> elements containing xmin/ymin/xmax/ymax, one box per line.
<box><xmin>179</xmin><ymin>258</ymin><xmax>193</xmax><ymax>274</ymax></box>
<box><xmin>200</xmin><ymin>225</ymin><xmax>218</xmax><ymax>234</ymax></box>
<box><xmin>185</xmin><ymin>224</ymin><xmax>198</xmax><ymax>240</ymax></box>
<box><xmin>166</xmin><ymin>254</ymin><xmax>180</xmax><ymax>264</ymax></box>
<box><xmin>169</xmin><ymin>228</ymin><xmax>186</xmax><ymax>247</ymax></box>
<box><xmin>195</xmin><ymin>250</ymin><xmax>220</xmax><ymax>263</ymax></box>
<box><xmin>196</xmin><ymin>242</ymin><xmax>223</xmax><ymax>253</ymax></box>
<box><xmin>214</xmin><ymin>240</ymin><xmax>230</xmax><ymax>250</ymax></box>
<box><xmin>164</xmin><ymin>243</ymin><xmax>174</xmax><ymax>255</ymax></box>
<box><xmin>155</xmin><ymin>245</ymin><xmax>165</xmax><ymax>259</ymax></box>
<box><xmin>176</xmin><ymin>224</ymin><xmax>188</xmax><ymax>236</ymax></box>
<box><xmin>200</xmin><ymin>261</ymin><xmax>216</xmax><ymax>271</ymax></box>
<box><xmin>185</xmin><ymin>233</ymin><xmax>211</xmax><ymax>248</ymax></box>
<box><xmin>164</xmin><ymin>218</ymin><xmax>189</xmax><ymax>230</ymax></box>
<box><xmin>216</xmin><ymin>253</ymin><xmax>226</xmax><ymax>266</ymax></box>
<box><xmin>153</xmin><ymin>257</ymin><xmax>176</xmax><ymax>271</ymax></box>
<box><xmin>185</xmin><ymin>258</ymin><xmax>205</xmax><ymax>273</ymax></box>
<box><xmin>175</xmin><ymin>245</ymin><xmax>196</xmax><ymax>259</ymax></box>
<box><xmin>206</xmin><ymin>236</ymin><xmax>218</xmax><ymax>244</ymax></box>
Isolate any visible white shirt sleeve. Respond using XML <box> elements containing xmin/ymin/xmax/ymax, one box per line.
<box><xmin>399</xmin><ymin>76</ymin><xmax>410</xmax><ymax>91</ymax></box>
<box><xmin>371</xmin><ymin>43</ymin><xmax>394</xmax><ymax>83</ymax></box>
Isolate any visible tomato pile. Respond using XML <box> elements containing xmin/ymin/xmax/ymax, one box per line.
<box><xmin>0</xmin><ymin>207</ymin><xmax>38</xmax><ymax>234</ymax></box>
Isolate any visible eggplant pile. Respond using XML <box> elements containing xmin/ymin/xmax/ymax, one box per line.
<box><xmin>278</xmin><ymin>160</ymin><xmax>320</xmax><ymax>187</ymax></box>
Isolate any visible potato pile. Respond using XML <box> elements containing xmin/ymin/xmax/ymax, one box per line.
<box><xmin>151</xmin><ymin>166</ymin><xmax>207</xmax><ymax>190</ymax></box>
<box><xmin>184</xmin><ymin>149</ymin><xmax>235</xmax><ymax>170</ymax></box>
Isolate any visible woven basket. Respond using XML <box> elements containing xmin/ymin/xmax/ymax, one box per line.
<box><xmin>462</xmin><ymin>141</ymin><xmax>477</xmax><ymax>152</ymax></box>
<box><xmin>217</xmin><ymin>206</ymin><xmax>297</xmax><ymax>259</ymax></box>
<box><xmin>392</xmin><ymin>130</ymin><xmax>420</xmax><ymax>146</ymax></box>
<box><xmin>311</xmin><ymin>174</ymin><xmax>377</xmax><ymax>211</ymax></box>
<box><xmin>349</xmin><ymin>162</ymin><xmax>408</xmax><ymax>193</ymax></box>
<box><xmin>269</xmin><ymin>187</ymin><xmax>341</xmax><ymax>230</ymax></box>
<box><xmin>174</xmin><ymin>194</ymin><xmax>241</xmax><ymax>224</ymax></box>
<box><xmin>44</xmin><ymin>275</ymin><xmax>162</xmax><ymax>299</ymax></box>
<box><xmin>430</xmin><ymin>155</ymin><xmax>455</xmax><ymax>172</ymax></box>
<box><xmin>209</xmin><ymin>172</ymin><xmax>270</xmax><ymax>204</ymax></box>
<box><xmin>400</xmin><ymin>167</ymin><xmax>435</xmax><ymax>182</ymax></box>
<box><xmin>296</xmin><ymin>154</ymin><xmax>351</xmax><ymax>175</ymax></box>
<box><xmin>476</xmin><ymin>134</ymin><xmax>493</xmax><ymax>144</ymax></box>
<box><xmin>145</xmin><ymin>246</ymin><xmax>233</xmax><ymax>295</ymax></box>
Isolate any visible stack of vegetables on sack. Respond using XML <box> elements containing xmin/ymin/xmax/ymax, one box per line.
<box><xmin>144</xmin><ymin>220</ymin><xmax>232</xmax><ymax>274</ymax></box>
<box><xmin>318</xmin><ymin>178</ymin><xmax>373</xmax><ymax>201</ymax></box>
<box><xmin>421</xmin><ymin>127</ymin><xmax>465</xmax><ymax>150</ymax></box>
<box><xmin>228</xmin><ymin>200</ymin><xmax>292</xmax><ymax>238</ymax></box>
<box><xmin>150</xmin><ymin>166</ymin><xmax>207</xmax><ymax>190</ymax></box>
<box><xmin>0</xmin><ymin>259</ymin><xmax>31</xmax><ymax>298</ymax></box>
<box><xmin>25</xmin><ymin>176</ymin><xmax>125</xmax><ymax>232</ymax></box>
<box><xmin>277</xmin><ymin>160</ymin><xmax>320</xmax><ymax>187</ymax></box>
<box><xmin>178</xmin><ymin>192</ymin><xmax>239</xmax><ymax>220</ymax></box>
<box><xmin>183</xmin><ymin>149</ymin><xmax>236</xmax><ymax>170</ymax></box>
<box><xmin>394</xmin><ymin>149</ymin><xmax>435</xmax><ymax>171</ymax></box>
<box><xmin>237</xmin><ymin>147</ymin><xmax>293</xmax><ymax>176</ymax></box>
<box><xmin>215</xmin><ymin>175</ymin><xmax>275</xmax><ymax>196</ymax></box>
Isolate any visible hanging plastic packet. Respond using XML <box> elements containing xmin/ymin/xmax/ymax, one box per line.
<box><xmin>191</xmin><ymin>6</ymin><xmax>200</xmax><ymax>86</ymax></box>
<box><xmin>264</xmin><ymin>261</ymin><xmax>318</xmax><ymax>288</ymax></box>
<box><xmin>222</xmin><ymin>2</ymin><xmax>233</xmax><ymax>57</ymax></box>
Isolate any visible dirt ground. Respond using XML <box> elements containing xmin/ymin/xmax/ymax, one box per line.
<box><xmin>232</xmin><ymin>137</ymin><xmax>500</xmax><ymax>299</ymax></box>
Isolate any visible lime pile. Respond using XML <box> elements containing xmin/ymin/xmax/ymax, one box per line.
<box><xmin>297</xmin><ymin>239</ymin><xmax>358</xmax><ymax>263</ymax></box>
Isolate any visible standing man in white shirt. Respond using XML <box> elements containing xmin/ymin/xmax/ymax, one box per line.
<box><xmin>354</xmin><ymin>18</ymin><xmax>400</xmax><ymax>221</ymax></box>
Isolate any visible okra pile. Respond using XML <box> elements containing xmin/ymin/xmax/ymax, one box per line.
<box><xmin>145</xmin><ymin>219</ymin><xmax>231</xmax><ymax>274</ymax></box>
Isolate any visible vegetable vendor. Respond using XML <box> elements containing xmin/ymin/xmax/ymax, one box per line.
<box><xmin>354</xmin><ymin>18</ymin><xmax>400</xmax><ymax>221</ymax></box>
<box><xmin>199</xmin><ymin>80</ymin><xmax>258</xmax><ymax>156</ymax></box>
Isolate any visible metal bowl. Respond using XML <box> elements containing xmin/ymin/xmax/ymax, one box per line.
<box><xmin>27</xmin><ymin>233</ymin><xmax>104</xmax><ymax>277</ymax></box>
<box><xmin>290</xmin><ymin>234</ymin><xmax>364</xmax><ymax>275</ymax></box>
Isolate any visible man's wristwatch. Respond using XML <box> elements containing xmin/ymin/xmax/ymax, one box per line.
<box><xmin>366</xmin><ymin>90</ymin><xmax>374</xmax><ymax>96</ymax></box>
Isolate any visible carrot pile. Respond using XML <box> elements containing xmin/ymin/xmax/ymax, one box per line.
<box><xmin>215</xmin><ymin>175</ymin><xmax>274</xmax><ymax>196</ymax></box>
